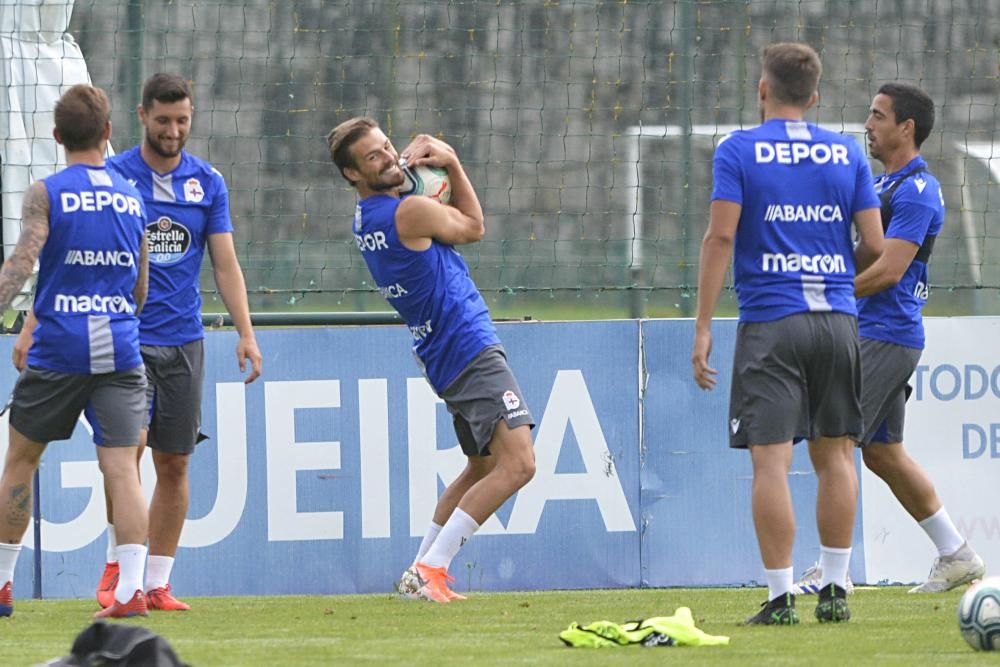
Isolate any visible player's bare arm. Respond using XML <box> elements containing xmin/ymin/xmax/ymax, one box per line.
<box><xmin>397</xmin><ymin>134</ymin><xmax>485</xmax><ymax>248</ymax></box>
<box><xmin>208</xmin><ymin>232</ymin><xmax>262</xmax><ymax>383</ymax></box>
<box><xmin>853</xmin><ymin>207</ymin><xmax>884</xmax><ymax>273</ymax></box>
<box><xmin>855</xmin><ymin>237</ymin><xmax>919</xmax><ymax>297</ymax></box>
<box><xmin>692</xmin><ymin>200</ymin><xmax>740</xmax><ymax>391</ymax></box>
<box><xmin>133</xmin><ymin>231</ymin><xmax>150</xmax><ymax>314</ymax></box>
<box><xmin>11</xmin><ymin>309</ymin><xmax>37</xmax><ymax>372</ymax></box>
<box><xmin>0</xmin><ymin>181</ymin><xmax>50</xmax><ymax>312</ymax></box>
<box><xmin>396</xmin><ymin>196</ymin><xmax>484</xmax><ymax>249</ymax></box>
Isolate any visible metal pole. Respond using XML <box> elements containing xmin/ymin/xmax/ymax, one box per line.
<box><xmin>126</xmin><ymin>0</ymin><xmax>144</xmax><ymax>145</ymax></box>
<box><xmin>626</xmin><ymin>131</ymin><xmax>646</xmax><ymax>319</ymax></box>
<box><xmin>203</xmin><ymin>311</ymin><xmax>403</xmax><ymax>328</ymax></box>
<box><xmin>32</xmin><ymin>469</ymin><xmax>41</xmax><ymax>599</ymax></box>
<box><xmin>679</xmin><ymin>0</ymin><xmax>694</xmax><ymax>317</ymax></box>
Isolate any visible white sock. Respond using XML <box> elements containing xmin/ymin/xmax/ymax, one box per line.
<box><xmin>420</xmin><ymin>508</ymin><xmax>479</xmax><ymax>570</ymax></box>
<box><xmin>115</xmin><ymin>544</ymin><xmax>147</xmax><ymax>604</ymax></box>
<box><xmin>145</xmin><ymin>555</ymin><xmax>175</xmax><ymax>592</ymax></box>
<box><xmin>0</xmin><ymin>543</ymin><xmax>21</xmax><ymax>584</ymax></box>
<box><xmin>919</xmin><ymin>507</ymin><xmax>966</xmax><ymax>556</ymax></box>
<box><xmin>105</xmin><ymin>524</ymin><xmax>118</xmax><ymax>563</ymax></box>
<box><xmin>765</xmin><ymin>566</ymin><xmax>793</xmax><ymax>601</ymax></box>
<box><xmin>819</xmin><ymin>545</ymin><xmax>852</xmax><ymax>590</ymax></box>
<box><xmin>413</xmin><ymin>522</ymin><xmax>443</xmax><ymax>565</ymax></box>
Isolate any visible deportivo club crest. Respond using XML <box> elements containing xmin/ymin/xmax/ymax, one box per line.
<box><xmin>184</xmin><ymin>177</ymin><xmax>205</xmax><ymax>202</ymax></box>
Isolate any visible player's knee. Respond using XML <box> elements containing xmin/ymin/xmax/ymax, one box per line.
<box><xmin>506</xmin><ymin>449</ymin><xmax>535</xmax><ymax>489</ymax></box>
<box><xmin>861</xmin><ymin>446</ymin><xmax>894</xmax><ymax>476</ymax></box>
<box><xmin>99</xmin><ymin>457</ymin><xmax>138</xmax><ymax>482</ymax></box>
<box><xmin>153</xmin><ymin>452</ymin><xmax>190</xmax><ymax>483</ymax></box>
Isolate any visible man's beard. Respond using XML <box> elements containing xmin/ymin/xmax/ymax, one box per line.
<box><xmin>370</xmin><ymin>168</ymin><xmax>404</xmax><ymax>192</ymax></box>
<box><xmin>146</xmin><ymin>133</ymin><xmax>186</xmax><ymax>159</ymax></box>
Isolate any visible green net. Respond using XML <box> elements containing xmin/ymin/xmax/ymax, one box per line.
<box><xmin>4</xmin><ymin>1</ymin><xmax>1000</xmax><ymax>319</ymax></box>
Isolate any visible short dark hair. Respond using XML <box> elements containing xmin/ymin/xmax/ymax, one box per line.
<box><xmin>762</xmin><ymin>42</ymin><xmax>822</xmax><ymax>107</ymax></box>
<box><xmin>54</xmin><ymin>84</ymin><xmax>111</xmax><ymax>152</ymax></box>
<box><xmin>326</xmin><ymin>117</ymin><xmax>379</xmax><ymax>185</ymax></box>
<box><xmin>142</xmin><ymin>72</ymin><xmax>193</xmax><ymax>109</ymax></box>
<box><xmin>877</xmin><ymin>82</ymin><xmax>935</xmax><ymax>148</ymax></box>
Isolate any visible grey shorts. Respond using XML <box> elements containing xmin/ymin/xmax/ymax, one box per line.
<box><xmin>142</xmin><ymin>339</ymin><xmax>207</xmax><ymax>455</ymax></box>
<box><xmin>858</xmin><ymin>337</ymin><xmax>922</xmax><ymax>446</ymax></box>
<box><xmin>729</xmin><ymin>312</ymin><xmax>863</xmax><ymax>448</ymax></box>
<box><xmin>8</xmin><ymin>365</ymin><xmax>146</xmax><ymax>446</ymax></box>
<box><xmin>440</xmin><ymin>345</ymin><xmax>535</xmax><ymax>456</ymax></box>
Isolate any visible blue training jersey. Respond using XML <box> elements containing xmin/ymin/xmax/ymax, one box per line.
<box><xmin>29</xmin><ymin>163</ymin><xmax>146</xmax><ymax>374</ymax></box>
<box><xmin>353</xmin><ymin>194</ymin><xmax>500</xmax><ymax>393</ymax></box>
<box><xmin>858</xmin><ymin>156</ymin><xmax>944</xmax><ymax>349</ymax></box>
<box><xmin>711</xmin><ymin>119</ymin><xmax>881</xmax><ymax>322</ymax></box>
<box><xmin>107</xmin><ymin>146</ymin><xmax>233</xmax><ymax>346</ymax></box>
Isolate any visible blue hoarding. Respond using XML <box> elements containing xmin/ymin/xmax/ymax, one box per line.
<box><xmin>640</xmin><ymin>319</ymin><xmax>866</xmax><ymax>587</ymax></box>
<box><xmin>3</xmin><ymin>320</ymin><xmax>641</xmax><ymax>598</ymax></box>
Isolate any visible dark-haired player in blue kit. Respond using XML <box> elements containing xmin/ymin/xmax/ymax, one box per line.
<box><xmin>326</xmin><ymin>117</ymin><xmax>536</xmax><ymax>604</ymax></box>
<box><xmin>0</xmin><ymin>84</ymin><xmax>151</xmax><ymax>619</ymax></box>
<box><xmin>102</xmin><ymin>73</ymin><xmax>262</xmax><ymax>611</ymax></box>
<box><xmin>794</xmin><ymin>83</ymin><xmax>984</xmax><ymax>596</ymax></box>
<box><xmin>692</xmin><ymin>42</ymin><xmax>886</xmax><ymax>625</ymax></box>
<box><xmin>14</xmin><ymin>73</ymin><xmax>263</xmax><ymax>612</ymax></box>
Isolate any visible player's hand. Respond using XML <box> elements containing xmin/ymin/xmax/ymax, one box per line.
<box><xmin>11</xmin><ymin>328</ymin><xmax>31</xmax><ymax>371</ymax></box>
<box><xmin>692</xmin><ymin>328</ymin><xmax>718</xmax><ymax>390</ymax></box>
<box><xmin>237</xmin><ymin>336</ymin><xmax>262</xmax><ymax>384</ymax></box>
<box><xmin>400</xmin><ymin>134</ymin><xmax>457</xmax><ymax>170</ymax></box>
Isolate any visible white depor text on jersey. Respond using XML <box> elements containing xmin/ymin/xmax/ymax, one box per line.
<box><xmin>754</xmin><ymin>141</ymin><xmax>849</xmax><ymax>165</ymax></box>
<box><xmin>61</xmin><ymin>190</ymin><xmax>142</xmax><ymax>217</ymax></box>
<box><xmin>355</xmin><ymin>230</ymin><xmax>388</xmax><ymax>252</ymax></box>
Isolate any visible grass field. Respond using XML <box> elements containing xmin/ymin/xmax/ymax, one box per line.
<box><xmin>3</xmin><ymin>586</ymin><xmax>994</xmax><ymax>666</ymax></box>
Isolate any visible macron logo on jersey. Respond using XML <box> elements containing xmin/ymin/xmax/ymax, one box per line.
<box><xmin>54</xmin><ymin>293</ymin><xmax>134</xmax><ymax>314</ymax></box>
<box><xmin>762</xmin><ymin>252</ymin><xmax>847</xmax><ymax>274</ymax></box>
<box><xmin>755</xmin><ymin>141</ymin><xmax>849</xmax><ymax>166</ymax></box>
<box><xmin>764</xmin><ymin>203</ymin><xmax>844</xmax><ymax>223</ymax></box>
<box><xmin>64</xmin><ymin>249</ymin><xmax>135</xmax><ymax>268</ymax></box>
<box><xmin>61</xmin><ymin>190</ymin><xmax>142</xmax><ymax>217</ymax></box>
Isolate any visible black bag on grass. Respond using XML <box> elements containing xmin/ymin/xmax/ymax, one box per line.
<box><xmin>40</xmin><ymin>621</ymin><xmax>189</xmax><ymax>667</ymax></box>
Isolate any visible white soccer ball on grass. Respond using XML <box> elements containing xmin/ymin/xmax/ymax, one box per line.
<box><xmin>958</xmin><ymin>576</ymin><xmax>1000</xmax><ymax>651</ymax></box>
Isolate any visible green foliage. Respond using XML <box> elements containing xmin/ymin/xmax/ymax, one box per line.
<box><xmin>3</xmin><ymin>587</ymin><xmax>989</xmax><ymax>666</ymax></box>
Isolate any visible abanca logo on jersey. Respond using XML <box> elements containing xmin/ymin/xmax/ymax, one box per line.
<box><xmin>64</xmin><ymin>249</ymin><xmax>135</xmax><ymax>267</ymax></box>
<box><xmin>764</xmin><ymin>204</ymin><xmax>844</xmax><ymax>223</ymax></box>
<box><xmin>147</xmin><ymin>216</ymin><xmax>192</xmax><ymax>265</ymax></box>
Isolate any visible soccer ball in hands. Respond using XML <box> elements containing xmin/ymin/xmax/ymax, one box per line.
<box><xmin>399</xmin><ymin>162</ymin><xmax>451</xmax><ymax>205</ymax></box>
<box><xmin>958</xmin><ymin>576</ymin><xmax>1000</xmax><ymax>651</ymax></box>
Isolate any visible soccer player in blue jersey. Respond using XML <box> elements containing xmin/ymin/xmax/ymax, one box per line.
<box><xmin>692</xmin><ymin>42</ymin><xmax>886</xmax><ymax>624</ymax></box>
<box><xmin>326</xmin><ymin>118</ymin><xmax>536</xmax><ymax>603</ymax></box>
<box><xmin>793</xmin><ymin>83</ymin><xmax>984</xmax><ymax>596</ymax></box>
<box><xmin>103</xmin><ymin>73</ymin><xmax>261</xmax><ymax>610</ymax></box>
<box><xmin>0</xmin><ymin>85</ymin><xmax>151</xmax><ymax>618</ymax></box>
<box><xmin>12</xmin><ymin>73</ymin><xmax>263</xmax><ymax>611</ymax></box>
